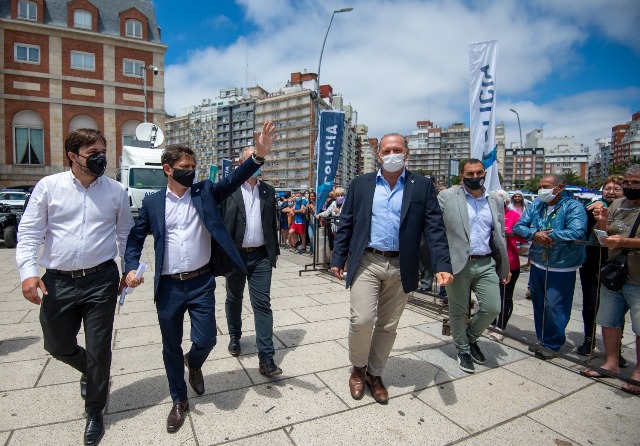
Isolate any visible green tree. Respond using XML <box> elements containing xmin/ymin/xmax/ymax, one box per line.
<box><xmin>450</xmin><ymin>176</ymin><xmax>461</xmax><ymax>186</ymax></box>
<box><xmin>562</xmin><ymin>171</ymin><xmax>587</xmax><ymax>187</ymax></box>
<box><xmin>608</xmin><ymin>156</ymin><xmax>640</xmax><ymax>176</ymax></box>
<box><xmin>524</xmin><ymin>175</ymin><xmax>543</xmax><ymax>192</ymax></box>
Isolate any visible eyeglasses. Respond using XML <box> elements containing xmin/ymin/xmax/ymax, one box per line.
<box><xmin>621</xmin><ymin>181</ymin><xmax>640</xmax><ymax>189</ymax></box>
<box><xmin>603</xmin><ymin>187</ymin><xmax>623</xmax><ymax>192</ymax></box>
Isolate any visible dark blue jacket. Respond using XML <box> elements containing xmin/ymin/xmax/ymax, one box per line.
<box><xmin>331</xmin><ymin>170</ymin><xmax>452</xmax><ymax>293</ymax></box>
<box><xmin>124</xmin><ymin>157</ymin><xmax>260</xmax><ymax>301</ymax></box>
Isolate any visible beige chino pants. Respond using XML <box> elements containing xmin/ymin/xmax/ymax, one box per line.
<box><xmin>348</xmin><ymin>251</ymin><xmax>409</xmax><ymax>376</ymax></box>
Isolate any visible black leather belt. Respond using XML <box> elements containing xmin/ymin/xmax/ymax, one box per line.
<box><xmin>241</xmin><ymin>245</ymin><xmax>265</xmax><ymax>253</ymax></box>
<box><xmin>469</xmin><ymin>254</ymin><xmax>491</xmax><ymax>260</ymax></box>
<box><xmin>163</xmin><ymin>265</ymin><xmax>211</xmax><ymax>281</ymax></box>
<box><xmin>47</xmin><ymin>260</ymin><xmax>115</xmax><ymax>278</ymax></box>
<box><xmin>366</xmin><ymin>247</ymin><xmax>400</xmax><ymax>258</ymax></box>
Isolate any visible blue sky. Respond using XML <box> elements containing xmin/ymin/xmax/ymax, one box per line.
<box><xmin>153</xmin><ymin>0</ymin><xmax>640</xmax><ymax>153</ymax></box>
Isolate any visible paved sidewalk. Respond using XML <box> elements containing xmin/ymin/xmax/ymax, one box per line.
<box><xmin>0</xmin><ymin>242</ymin><xmax>638</xmax><ymax>446</ymax></box>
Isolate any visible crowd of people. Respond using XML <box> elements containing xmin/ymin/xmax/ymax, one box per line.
<box><xmin>14</xmin><ymin>125</ymin><xmax>640</xmax><ymax>444</ymax></box>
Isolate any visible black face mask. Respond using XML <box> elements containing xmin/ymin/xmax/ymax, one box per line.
<box><xmin>172</xmin><ymin>168</ymin><xmax>195</xmax><ymax>187</ymax></box>
<box><xmin>77</xmin><ymin>152</ymin><xmax>107</xmax><ymax>177</ymax></box>
<box><xmin>463</xmin><ymin>176</ymin><xmax>485</xmax><ymax>191</ymax></box>
<box><xmin>623</xmin><ymin>187</ymin><xmax>640</xmax><ymax>201</ymax></box>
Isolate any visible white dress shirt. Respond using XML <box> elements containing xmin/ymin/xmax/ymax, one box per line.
<box><xmin>240</xmin><ymin>181</ymin><xmax>265</xmax><ymax>248</ymax></box>
<box><xmin>16</xmin><ymin>171</ymin><xmax>134</xmax><ymax>281</ymax></box>
<box><xmin>162</xmin><ymin>187</ymin><xmax>211</xmax><ymax>274</ymax></box>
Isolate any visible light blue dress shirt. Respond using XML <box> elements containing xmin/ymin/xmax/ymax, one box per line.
<box><xmin>368</xmin><ymin>169</ymin><xmax>406</xmax><ymax>251</ymax></box>
<box><xmin>463</xmin><ymin>186</ymin><xmax>493</xmax><ymax>256</ymax></box>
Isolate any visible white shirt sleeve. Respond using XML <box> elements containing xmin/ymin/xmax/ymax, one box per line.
<box><xmin>16</xmin><ymin>179</ymin><xmax>49</xmax><ymax>281</ymax></box>
<box><xmin>115</xmin><ymin>187</ymin><xmax>134</xmax><ymax>272</ymax></box>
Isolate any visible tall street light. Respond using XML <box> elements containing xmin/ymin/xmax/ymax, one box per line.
<box><xmin>509</xmin><ymin>108</ymin><xmax>523</xmax><ymax>149</ymax></box>
<box><xmin>140</xmin><ymin>64</ymin><xmax>159</xmax><ymax>122</ymax></box>
<box><xmin>312</xmin><ymin>7</ymin><xmax>353</xmax><ymax>187</ymax></box>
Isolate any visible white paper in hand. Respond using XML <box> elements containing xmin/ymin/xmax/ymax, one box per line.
<box><xmin>119</xmin><ymin>263</ymin><xmax>147</xmax><ymax>306</ymax></box>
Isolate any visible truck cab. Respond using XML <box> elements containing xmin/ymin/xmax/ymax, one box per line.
<box><xmin>118</xmin><ymin>145</ymin><xmax>167</xmax><ymax>217</ymax></box>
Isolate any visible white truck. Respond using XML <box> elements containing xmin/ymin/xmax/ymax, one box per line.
<box><xmin>118</xmin><ymin>145</ymin><xmax>166</xmax><ymax>217</ymax></box>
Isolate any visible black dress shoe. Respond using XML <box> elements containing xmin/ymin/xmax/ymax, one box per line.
<box><xmin>80</xmin><ymin>373</ymin><xmax>87</xmax><ymax>400</ymax></box>
<box><xmin>166</xmin><ymin>400</ymin><xmax>189</xmax><ymax>433</ymax></box>
<box><xmin>259</xmin><ymin>358</ymin><xmax>282</xmax><ymax>377</ymax></box>
<box><xmin>184</xmin><ymin>353</ymin><xmax>205</xmax><ymax>395</ymax></box>
<box><xmin>228</xmin><ymin>337</ymin><xmax>241</xmax><ymax>356</ymax></box>
<box><xmin>84</xmin><ymin>411</ymin><xmax>104</xmax><ymax>445</ymax></box>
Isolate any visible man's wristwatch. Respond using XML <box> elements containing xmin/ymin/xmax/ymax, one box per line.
<box><xmin>252</xmin><ymin>153</ymin><xmax>265</xmax><ymax>163</ymax></box>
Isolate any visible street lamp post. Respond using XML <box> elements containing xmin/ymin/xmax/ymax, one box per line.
<box><xmin>140</xmin><ymin>64</ymin><xmax>159</xmax><ymax>122</ymax></box>
<box><xmin>509</xmin><ymin>108</ymin><xmax>523</xmax><ymax>150</ymax></box>
<box><xmin>312</xmin><ymin>7</ymin><xmax>353</xmax><ymax>186</ymax></box>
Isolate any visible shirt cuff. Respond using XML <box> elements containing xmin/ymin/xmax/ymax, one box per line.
<box><xmin>20</xmin><ymin>266</ymin><xmax>40</xmax><ymax>282</ymax></box>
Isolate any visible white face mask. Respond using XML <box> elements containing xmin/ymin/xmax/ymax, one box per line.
<box><xmin>381</xmin><ymin>153</ymin><xmax>405</xmax><ymax>173</ymax></box>
<box><xmin>537</xmin><ymin>188</ymin><xmax>556</xmax><ymax>203</ymax></box>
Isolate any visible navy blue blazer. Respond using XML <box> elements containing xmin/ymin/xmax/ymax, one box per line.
<box><xmin>124</xmin><ymin>157</ymin><xmax>260</xmax><ymax>301</ymax></box>
<box><xmin>331</xmin><ymin>170</ymin><xmax>452</xmax><ymax>293</ymax></box>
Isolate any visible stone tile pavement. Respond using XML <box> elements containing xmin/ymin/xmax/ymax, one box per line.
<box><xmin>0</xmin><ymin>241</ymin><xmax>638</xmax><ymax>445</ymax></box>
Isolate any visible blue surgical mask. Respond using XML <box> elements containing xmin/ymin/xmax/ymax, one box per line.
<box><xmin>288</xmin><ymin>202</ymin><xmax>294</xmax><ymax>206</ymax></box>
<box><xmin>295</xmin><ymin>197</ymin><xmax>301</xmax><ymax>203</ymax></box>
<box><xmin>251</xmin><ymin>168</ymin><xmax>261</xmax><ymax>178</ymax></box>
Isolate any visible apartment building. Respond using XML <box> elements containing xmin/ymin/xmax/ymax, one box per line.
<box><xmin>406</xmin><ymin>120</ymin><xmax>442</xmax><ymax>178</ymax></box>
<box><xmin>611</xmin><ymin>111</ymin><xmax>640</xmax><ymax>164</ymax></box>
<box><xmin>1</xmin><ymin>0</ymin><xmax>166</xmax><ymax>186</ymax></box>
<box><xmin>503</xmin><ymin>146</ymin><xmax>545</xmax><ymax>188</ymax></box>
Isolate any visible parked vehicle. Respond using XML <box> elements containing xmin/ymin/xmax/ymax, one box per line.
<box><xmin>0</xmin><ymin>204</ymin><xmax>18</xmax><ymax>248</ymax></box>
<box><xmin>0</xmin><ymin>191</ymin><xmax>28</xmax><ymax>213</ymax></box>
<box><xmin>117</xmin><ymin>146</ymin><xmax>166</xmax><ymax>217</ymax></box>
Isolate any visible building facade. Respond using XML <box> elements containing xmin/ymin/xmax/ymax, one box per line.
<box><xmin>503</xmin><ymin>146</ymin><xmax>545</xmax><ymax>188</ymax></box>
<box><xmin>611</xmin><ymin>112</ymin><xmax>640</xmax><ymax>165</ymax></box>
<box><xmin>1</xmin><ymin>0</ymin><xmax>166</xmax><ymax>186</ymax></box>
<box><xmin>526</xmin><ymin>129</ymin><xmax>589</xmax><ymax>179</ymax></box>
<box><xmin>406</xmin><ymin>120</ymin><xmax>442</xmax><ymax>179</ymax></box>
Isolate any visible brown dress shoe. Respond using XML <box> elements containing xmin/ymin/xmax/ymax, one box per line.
<box><xmin>184</xmin><ymin>353</ymin><xmax>205</xmax><ymax>395</ymax></box>
<box><xmin>349</xmin><ymin>366</ymin><xmax>367</xmax><ymax>400</ymax></box>
<box><xmin>366</xmin><ymin>372</ymin><xmax>389</xmax><ymax>404</ymax></box>
<box><xmin>166</xmin><ymin>400</ymin><xmax>189</xmax><ymax>433</ymax></box>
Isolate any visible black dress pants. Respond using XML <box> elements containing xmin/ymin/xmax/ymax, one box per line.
<box><xmin>40</xmin><ymin>262</ymin><xmax>119</xmax><ymax>413</ymax></box>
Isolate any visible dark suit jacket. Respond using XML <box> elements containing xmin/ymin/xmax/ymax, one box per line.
<box><xmin>124</xmin><ymin>157</ymin><xmax>261</xmax><ymax>301</ymax></box>
<box><xmin>331</xmin><ymin>170</ymin><xmax>452</xmax><ymax>293</ymax></box>
<box><xmin>220</xmin><ymin>180</ymin><xmax>280</xmax><ymax>268</ymax></box>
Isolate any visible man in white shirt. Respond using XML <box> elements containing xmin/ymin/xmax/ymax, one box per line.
<box><xmin>124</xmin><ymin>121</ymin><xmax>277</xmax><ymax>433</ymax></box>
<box><xmin>220</xmin><ymin>147</ymin><xmax>281</xmax><ymax>375</ymax></box>
<box><xmin>16</xmin><ymin>129</ymin><xmax>133</xmax><ymax>446</ymax></box>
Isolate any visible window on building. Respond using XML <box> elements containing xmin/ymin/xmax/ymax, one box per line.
<box><xmin>14</xmin><ymin>43</ymin><xmax>40</xmax><ymax>64</ymax></box>
<box><xmin>13</xmin><ymin>110</ymin><xmax>44</xmax><ymax>165</ymax></box>
<box><xmin>71</xmin><ymin>51</ymin><xmax>95</xmax><ymax>70</ymax></box>
<box><xmin>125</xmin><ymin>19</ymin><xmax>142</xmax><ymax>38</ymax></box>
<box><xmin>17</xmin><ymin>0</ymin><xmax>36</xmax><ymax>20</ymax></box>
<box><xmin>123</xmin><ymin>59</ymin><xmax>144</xmax><ymax>76</ymax></box>
<box><xmin>73</xmin><ymin>9</ymin><xmax>92</xmax><ymax>29</ymax></box>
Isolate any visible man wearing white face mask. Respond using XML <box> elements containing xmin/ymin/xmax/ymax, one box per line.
<box><xmin>513</xmin><ymin>174</ymin><xmax>587</xmax><ymax>359</ymax></box>
<box><xmin>331</xmin><ymin>133</ymin><xmax>453</xmax><ymax>404</ymax></box>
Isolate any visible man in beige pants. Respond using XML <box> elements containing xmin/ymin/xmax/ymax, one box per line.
<box><xmin>331</xmin><ymin>134</ymin><xmax>453</xmax><ymax>404</ymax></box>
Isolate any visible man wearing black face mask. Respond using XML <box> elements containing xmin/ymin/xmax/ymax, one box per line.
<box><xmin>124</xmin><ymin>121</ymin><xmax>277</xmax><ymax>433</ymax></box>
<box><xmin>16</xmin><ymin>129</ymin><xmax>133</xmax><ymax>445</ymax></box>
<box><xmin>438</xmin><ymin>159</ymin><xmax>510</xmax><ymax>373</ymax></box>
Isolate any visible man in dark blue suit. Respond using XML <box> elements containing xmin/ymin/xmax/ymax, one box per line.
<box><xmin>124</xmin><ymin>122</ymin><xmax>277</xmax><ymax>433</ymax></box>
<box><xmin>331</xmin><ymin>133</ymin><xmax>453</xmax><ymax>405</ymax></box>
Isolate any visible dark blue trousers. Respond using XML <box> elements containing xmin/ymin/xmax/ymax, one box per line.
<box><xmin>225</xmin><ymin>247</ymin><xmax>274</xmax><ymax>363</ymax></box>
<box><xmin>156</xmin><ymin>273</ymin><xmax>216</xmax><ymax>403</ymax></box>
<box><xmin>529</xmin><ymin>265</ymin><xmax>576</xmax><ymax>351</ymax></box>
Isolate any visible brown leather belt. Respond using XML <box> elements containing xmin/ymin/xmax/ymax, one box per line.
<box><xmin>469</xmin><ymin>254</ymin><xmax>491</xmax><ymax>260</ymax></box>
<box><xmin>366</xmin><ymin>247</ymin><xmax>400</xmax><ymax>258</ymax></box>
<box><xmin>47</xmin><ymin>260</ymin><xmax>115</xmax><ymax>278</ymax></box>
<box><xmin>163</xmin><ymin>265</ymin><xmax>211</xmax><ymax>281</ymax></box>
<box><xmin>241</xmin><ymin>245</ymin><xmax>265</xmax><ymax>253</ymax></box>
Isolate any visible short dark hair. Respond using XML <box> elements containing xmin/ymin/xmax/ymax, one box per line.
<box><xmin>161</xmin><ymin>144</ymin><xmax>195</xmax><ymax>176</ymax></box>
<box><xmin>65</xmin><ymin>129</ymin><xmax>107</xmax><ymax>167</ymax></box>
<box><xmin>461</xmin><ymin>158</ymin><xmax>484</xmax><ymax>172</ymax></box>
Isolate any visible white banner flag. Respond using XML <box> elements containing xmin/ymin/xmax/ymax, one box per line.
<box><xmin>469</xmin><ymin>40</ymin><xmax>501</xmax><ymax>192</ymax></box>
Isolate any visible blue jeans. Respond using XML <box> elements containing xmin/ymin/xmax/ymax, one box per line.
<box><xmin>225</xmin><ymin>247</ymin><xmax>275</xmax><ymax>363</ymax></box>
<box><xmin>529</xmin><ymin>265</ymin><xmax>576</xmax><ymax>351</ymax></box>
<box><xmin>156</xmin><ymin>273</ymin><xmax>217</xmax><ymax>404</ymax></box>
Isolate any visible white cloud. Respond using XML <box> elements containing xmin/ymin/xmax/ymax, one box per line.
<box><xmin>163</xmin><ymin>0</ymin><xmax>639</xmax><ymax>150</ymax></box>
